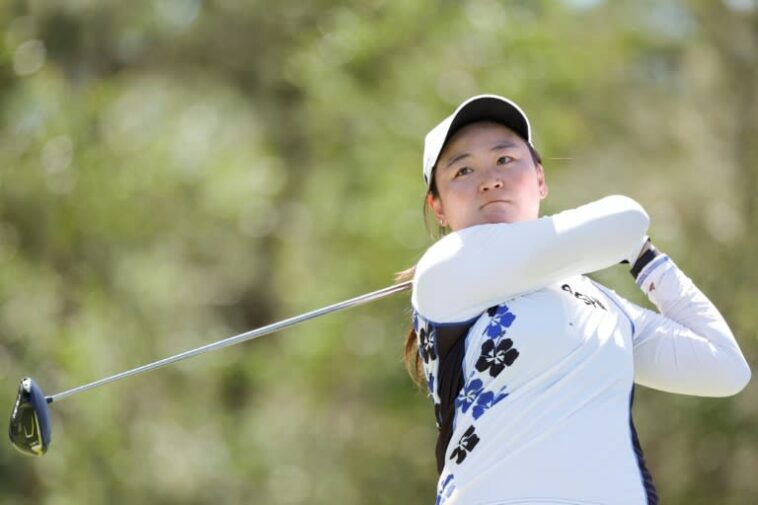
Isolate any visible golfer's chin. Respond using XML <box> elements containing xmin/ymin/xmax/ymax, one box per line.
<box><xmin>478</xmin><ymin>204</ymin><xmax>525</xmax><ymax>225</ymax></box>
<box><xmin>450</xmin><ymin>206</ymin><xmax>536</xmax><ymax>231</ymax></box>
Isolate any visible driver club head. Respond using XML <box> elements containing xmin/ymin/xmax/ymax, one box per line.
<box><xmin>8</xmin><ymin>378</ymin><xmax>51</xmax><ymax>456</ymax></box>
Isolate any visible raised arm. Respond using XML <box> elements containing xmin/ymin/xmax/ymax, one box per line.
<box><xmin>619</xmin><ymin>256</ymin><xmax>751</xmax><ymax>397</ymax></box>
<box><xmin>412</xmin><ymin>195</ymin><xmax>650</xmax><ymax>323</ymax></box>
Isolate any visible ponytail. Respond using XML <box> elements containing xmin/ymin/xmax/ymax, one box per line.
<box><xmin>395</xmin><ymin>266</ymin><xmax>424</xmax><ymax>388</ymax></box>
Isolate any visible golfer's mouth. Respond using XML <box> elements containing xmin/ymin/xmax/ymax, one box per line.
<box><xmin>480</xmin><ymin>200</ymin><xmax>511</xmax><ymax>210</ymax></box>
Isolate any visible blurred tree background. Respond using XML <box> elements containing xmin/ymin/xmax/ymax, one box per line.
<box><xmin>0</xmin><ymin>0</ymin><xmax>756</xmax><ymax>503</ymax></box>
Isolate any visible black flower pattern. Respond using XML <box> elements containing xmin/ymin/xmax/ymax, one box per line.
<box><xmin>418</xmin><ymin>326</ymin><xmax>437</xmax><ymax>363</ymax></box>
<box><xmin>475</xmin><ymin>338</ymin><xmax>519</xmax><ymax>377</ymax></box>
<box><xmin>449</xmin><ymin>425</ymin><xmax>480</xmax><ymax>464</ymax></box>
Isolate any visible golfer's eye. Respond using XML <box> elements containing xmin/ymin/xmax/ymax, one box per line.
<box><xmin>454</xmin><ymin>167</ymin><xmax>473</xmax><ymax>177</ymax></box>
<box><xmin>497</xmin><ymin>155</ymin><xmax>513</xmax><ymax>165</ymax></box>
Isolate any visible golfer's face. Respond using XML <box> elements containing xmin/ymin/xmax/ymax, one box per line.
<box><xmin>430</xmin><ymin>122</ymin><xmax>547</xmax><ymax>231</ymax></box>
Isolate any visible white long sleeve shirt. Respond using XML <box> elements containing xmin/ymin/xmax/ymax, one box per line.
<box><xmin>411</xmin><ymin>196</ymin><xmax>750</xmax><ymax>505</ymax></box>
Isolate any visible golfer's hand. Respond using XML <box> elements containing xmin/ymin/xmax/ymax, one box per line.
<box><xmin>630</xmin><ymin>237</ymin><xmax>662</xmax><ymax>280</ymax></box>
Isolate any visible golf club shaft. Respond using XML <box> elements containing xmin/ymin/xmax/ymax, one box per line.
<box><xmin>46</xmin><ymin>281</ymin><xmax>412</xmax><ymax>404</ymax></box>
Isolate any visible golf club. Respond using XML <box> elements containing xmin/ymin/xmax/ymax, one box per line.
<box><xmin>9</xmin><ymin>280</ymin><xmax>412</xmax><ymax>456</ymax></box>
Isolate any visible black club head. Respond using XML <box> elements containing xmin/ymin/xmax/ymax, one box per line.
<box><xmin>8</xmin><ymin>378</ymin><xmax>51</xmax><ymax>456</ymax></box>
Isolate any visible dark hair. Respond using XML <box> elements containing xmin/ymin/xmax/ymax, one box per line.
<box><xmin>400</xmin><ymin>141</ymin><xmax>543</xmax><ymax>387</ymax></box>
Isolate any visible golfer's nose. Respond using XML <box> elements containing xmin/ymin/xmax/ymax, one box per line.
<box><xmin>480</xmin><ymin>173</ymin><xmax>504</xmax><ymax>192</ymax></box>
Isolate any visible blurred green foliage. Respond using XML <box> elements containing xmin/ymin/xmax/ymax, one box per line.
<box><xmin>0</xmin><ymin>0</ymin><xmax>756</xmax><ymax>503</ymax></box>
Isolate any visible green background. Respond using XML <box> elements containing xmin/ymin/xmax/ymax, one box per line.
<box><xmin>1</xmin><ymin>0</ymin><xmax>756</xmax><ymax>503</ymax></box>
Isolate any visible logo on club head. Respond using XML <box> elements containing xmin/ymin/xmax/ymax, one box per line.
<box><xmin>24</xmin><ymin>415</ymin><xmax>38</xmax><ymax>440</ymax></box>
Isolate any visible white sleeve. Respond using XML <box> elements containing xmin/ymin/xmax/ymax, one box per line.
<box><xmin>411</xmin><ymin>195</ymin><xmax>650</xmax><ymax>323</ymax></box>
<box><xmin>616</xmin><ymin>257</ymin><xmax>750</xmax><ymax>397</ymax></box>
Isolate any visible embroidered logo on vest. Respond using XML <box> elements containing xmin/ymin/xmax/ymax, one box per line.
<box><xmin>561</xmin><ymin>283</ymin><xmax>607</xmax><ymax>311</ymax></box>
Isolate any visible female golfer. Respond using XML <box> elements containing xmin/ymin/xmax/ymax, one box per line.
<box><xmin>407</xmin><ymin>95</ymin><xmax>751</xmax><ymax>505</ymax></box>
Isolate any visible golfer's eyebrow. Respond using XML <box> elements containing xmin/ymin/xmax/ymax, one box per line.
<box><xmin>444</xmin><ymin>141</ymin><xmax>520</xmax><ymax>169</ymax></box>
<box><xmin>491</xmin><ymin>141</ymin><xmax>519</xmax><ymax>151</ymax></box>
<box><xmin>445</xmin><ymin>152</ymin><xmax>471</xmax><ymax>169</ymax></box>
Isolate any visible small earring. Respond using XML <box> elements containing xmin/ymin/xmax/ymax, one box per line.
<box><xmin>439</xmin><ymin>219</ymin><xmax>447</xmax><ymax>227</ymax></box>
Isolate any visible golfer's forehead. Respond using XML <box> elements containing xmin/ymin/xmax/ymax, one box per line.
<box><xmin>439</xmin><ymin>122</ymin><xmax>524</xmax><ymax>163</ymax></box>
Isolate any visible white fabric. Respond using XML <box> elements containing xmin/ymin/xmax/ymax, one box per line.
<box><xmin>412</xmin><ymin>195</ymin><xmax>650</xmax><ymax>323</ymax></box>
<box><xmin>411</xmin><ymin>196</ymin><xmax>750</xmax><ymax>505</ymax></box>
<box><xmin>626</xmin><ymin>256</ymin><xmax>750</xmax><ymax>396</ymax></box>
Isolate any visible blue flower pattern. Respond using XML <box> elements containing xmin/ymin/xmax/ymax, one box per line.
<box><xmin>414</xmin><ymin>304</ymin><xmax>520</xmax><ymax>473</ymax></box>
<box><xmin>455</xmin><ymin>378</ymin><xmax>484</xmax><ymax>414</ymax></box>
<box><xmin>476</xmin><ymin>305</ymin><xmax>519</xmax><ymax>377</ymax></box>
<box><xmin>472</xmin><ymin>386</ymin><xmax>509</xmax><ymax>420</ymax></box>
<box><xmin>436</xmin><ymin>473</ymin><xmax>456</xmax><ymax>505</ymax></box>
<box><xmin>485</xmin><ymin>305</ymin><xmax>516</xmax><ymax>339</ymax></box>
